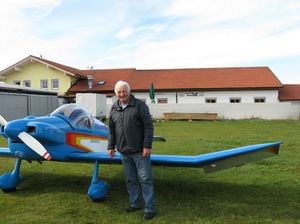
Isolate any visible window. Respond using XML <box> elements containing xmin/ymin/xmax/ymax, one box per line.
<box><xmin>23</xmin><ymin>80</ymin><xmax>31</xmax><ymax>87</ymax></box>
<box><xmin>51</xmin><ymin>104</ymin><xmax>93</xmax><ymax>129</ymax></box>
<box><xmin>254</xmin><ymin>97</ymin><xmax>265</xmax><ymax>103</ymax></box>
<box><xmin>205</xmin><ymin>98</ymin><xmax>217</xmax><ymax>103</ymax></box>
<box><xmin>40</xmin><ymin>79</ymin><xmax>48</xmax><ymax>89</ymax></box>
<box><xmin>51</xmin><ymin>79</ymin><xmax>59</xmax><ymax>89</ymax></box>
<box><xmin>13</xmin><ymin>80</ymin><xmax>21</xmax><ymax>85</ymax></box>
<box><xmin>98</xmin><ymin>80</ymin><xmax>106</xmax><ymax>85</ymax></box>
<box><xmin>157</xmin><ymin>98</ymin><xmax>168</xmax><ymax>104</ymax></box>
<box><xmin>230</xmin><ymin>98</ymin><xmax>241</xmax><ymax>103</ymax></box>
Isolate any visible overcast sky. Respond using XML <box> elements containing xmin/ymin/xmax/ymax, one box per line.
<box><xmin>0</xmin><ymin>0</ymin><xmax>299</xmax><ymax>83</ymax></box>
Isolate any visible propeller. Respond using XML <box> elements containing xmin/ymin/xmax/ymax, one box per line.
<box><xmin>0</xmin><ymin>115</ymin><xmax>7</xmax><ymax>126</ymax></box>
<box><xmin>18</xmin><ymin>131</ymin><xmax>52</xmax><ymax>161</ymax></box>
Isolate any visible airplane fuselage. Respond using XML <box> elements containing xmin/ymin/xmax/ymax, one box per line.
<box><xmin>2</xmin><ymin>115</ymin><xmax>109</xmax><ymax>161</ymax></box>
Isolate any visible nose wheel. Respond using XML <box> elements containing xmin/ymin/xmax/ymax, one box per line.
<box><xmin>0</xmin><ymin>158</ymin><xmax>22</xmax><ymax>192</ymax></box>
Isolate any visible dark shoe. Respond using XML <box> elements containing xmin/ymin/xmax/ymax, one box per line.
<box><xmin>143</xmin><ymin>212</ymin><xmax>156</xmax><ymax>220</ymax></box>
<box><xmin>125</xmin><ymin>206</ymin><xmax>142</xmax><ymax>213</ymax></box>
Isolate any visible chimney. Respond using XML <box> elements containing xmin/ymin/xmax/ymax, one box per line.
<box><xmin>87</xmin><ymin>75</ymin><xmax>94</xmax><ymax>89</ymax></box>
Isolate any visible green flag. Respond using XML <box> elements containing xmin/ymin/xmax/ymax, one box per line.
<box><xmin>149</xmin><ymin>82</ymin><xmax>155</xmax><ymax>103</ymax></box>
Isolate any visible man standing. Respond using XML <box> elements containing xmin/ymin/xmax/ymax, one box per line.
<box><xmin>107</xmin><ymin>80</ymin><xmax>155</xmax><ymax>220</ymax></box>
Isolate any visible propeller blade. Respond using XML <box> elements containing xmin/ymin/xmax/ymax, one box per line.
<box><xmin>18</xmin><ymin>131</ymin><xmax>52</xmax><ymax>161</ymax></box>
<box><xmin>0</xmin><ymin>115</ymin><xmax>7</xmax><ymax>126</ymax></box>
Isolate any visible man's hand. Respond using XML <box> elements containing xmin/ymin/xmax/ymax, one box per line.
<box><xmin>143</xmin><ymin>148</ymin><xmax>152</xmax><ymax>158</ymax></box>
<box><xmin>108</xmin><ymin>149</ymin><xmax>116</xmax><ymax>158</ymax></box>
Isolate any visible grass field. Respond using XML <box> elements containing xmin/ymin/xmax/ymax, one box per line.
<box><xmin>0</xmin><ymin>120</ymin><xmax>299</xmax><ymax>224</ymax></box>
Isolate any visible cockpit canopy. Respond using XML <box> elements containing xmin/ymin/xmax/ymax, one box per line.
<box><xmin>51</xmin><ymin>104</ymin><xmax>95</xmax><ymax>129</ymax></box>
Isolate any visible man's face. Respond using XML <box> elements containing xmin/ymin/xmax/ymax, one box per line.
<box><xmin>116</xmin><ymin>86</ymin><xmax>130</xmax><ymax>104</ymax></box>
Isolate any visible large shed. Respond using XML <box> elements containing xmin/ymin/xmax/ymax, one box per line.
<box><xmin>0</xmin><ymin>83</ymin><xmax>58</xmax><ymax>121</ymax></box>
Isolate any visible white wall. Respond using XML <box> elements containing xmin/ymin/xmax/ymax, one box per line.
<box><xmin>105</xmin><ymin>90</ymin><xmax>300</xmax><ymax>119</ymax></box>
<box><xmin>106</xmin><ymin>92</ymin><xmax>177</xmax><ymax>104</ymax></box>
<box><xmin>107</xmin><ymin>90</ymin><xmax>279</xmax><ymax>105</ymax></box>
<box><xmin>106</xmin><ymin>102</ymin><xmax>300</xmax><ymax>120</ymax></box>
<box><xmin>177</xmin><ymin>90</ymin><xmax>279</xmax><ymax>103</ymax></box>
<box><xmin>149</xmin><ymin>102</ymin><xmax>300</xmax><ymax>119</ymax></box>
<box><xmin>132</xmin><ymin>92</ymin><xmax>177</xmax><ymax>104</ymax></box>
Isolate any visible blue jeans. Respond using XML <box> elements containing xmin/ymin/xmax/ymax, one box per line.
<box><xmin>121</xmin><ymin>152</ymin><xmax>155</xmax><ymax>213</ymax></box>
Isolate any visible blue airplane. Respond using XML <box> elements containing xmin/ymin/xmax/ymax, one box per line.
<box><xmin>0</xmin><ymin>104</ymin><xmax>282</xmax><ymax>201</ymax></box>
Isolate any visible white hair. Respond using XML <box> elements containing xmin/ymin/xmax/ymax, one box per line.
<box><xmin>114</xmin><ymin>80</ymin><xmax>131</xmax><ymax>94</ymax></box>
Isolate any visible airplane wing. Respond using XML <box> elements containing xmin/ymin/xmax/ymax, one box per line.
<box><xmin>66</xmin><ymin>152</ymin><xmax>123</xmax><ymax>164</ymax></box>
<box><xmin>0</xmin><ymin>147</ymin><xmax>14</xmax><ymax>158</ymax></box>
<box><xmin>66</xmin><ymin>141</ymin><xmax>282</xmax><ymax>173</ymax></box>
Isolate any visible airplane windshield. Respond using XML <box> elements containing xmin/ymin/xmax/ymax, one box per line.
<box><xmin>51</xmin><ymin>104</ymin><xmax>94</xmax><ymax>129</ymax></box>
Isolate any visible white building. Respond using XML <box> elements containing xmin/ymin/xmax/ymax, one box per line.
<box><xmin>2</xmin><ymin>55</ymin><xmax>299</xmax><ymax>119</ymax></box>
<box><xmin>67</xmin><ymin>67</ymin><xmax>300</xmax><ymax>119</ymax></box>
<box><xmin>130</xmin><ymin>89</ymin><xmax>279</xmax><ymax>104</ymax></box>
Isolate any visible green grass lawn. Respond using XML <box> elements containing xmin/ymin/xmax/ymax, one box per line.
<box><xmin>0</xmin><ymin>120</ymin><xmax>299</xmax><ymax>224</ymax></box>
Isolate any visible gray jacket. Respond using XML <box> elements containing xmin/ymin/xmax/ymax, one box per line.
<box><xmin>107</xmin><ymin>94</ymin><xmax>153</xmax><ymax>154</ymax></box>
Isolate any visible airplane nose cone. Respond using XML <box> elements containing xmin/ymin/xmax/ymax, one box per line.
<box><xmin>4</xmin><ymin>120</ymin><xmax>26</xmax><ymax>140</ymax></box>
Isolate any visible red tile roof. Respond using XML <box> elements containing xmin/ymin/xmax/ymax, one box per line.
<box><xmin>30</xmin><ymin>55</ymin><xmax>84</xmax><ymax>77</ymax></box>
<box><xmin>279</xmin><ymin>84</ymin><xmax>300</xmax><ymax>101</ymax></box>
<box><xmin>68</xmin><ymin>67</ymin><xmax>283</xmax><ymax>93</ymax></box>
<box><xmin>0</xmin><ymin>55</ymin><xmax>85</xmax><ymax>78</ymax></box>
<box><xmin>0</xmin><ymin>55</ymin><xmax>284</xmax><ymax>95</ymax></box>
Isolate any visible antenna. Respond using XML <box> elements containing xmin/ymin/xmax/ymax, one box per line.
<box><xmin>87</xmin><ymin>66</ymin><xmax>94</xmax><ymax>73</ymax></box>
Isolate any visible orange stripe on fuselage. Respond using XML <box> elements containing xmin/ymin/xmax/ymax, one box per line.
<box><xmin>66</xmin><ymin>132</ymin><xmax>107</xmax><ymax>152</ymax></box>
